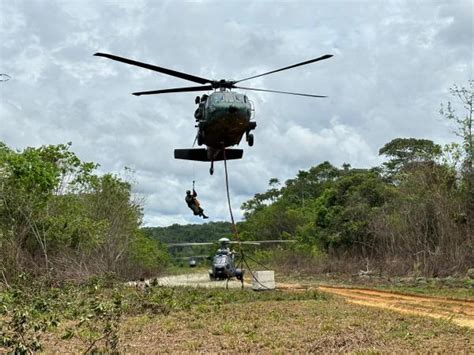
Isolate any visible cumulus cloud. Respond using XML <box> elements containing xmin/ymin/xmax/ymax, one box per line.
<box><xmin>0</xmin><ymin>0</ymin><xmax>472</xmax><ymax>226</ymax></box>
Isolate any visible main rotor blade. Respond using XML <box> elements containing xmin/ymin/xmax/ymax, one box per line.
<box><xmin>133</xmin><ymin>85</ymin><xmax>213</xmax><ymax>96</ymax></box>
<box><xmin>229</xmin><ymin>241</ymin><xmax>261</xmax><ymax>245</ymax></box>
<box><xmin>167</xmin><ymin>242</ymin><xmax>215</xmax><ymax>247</ymax></box>
<box><xmin>235</xmin><ymin>86</ymin><xmax>327</xmax><ymax>98</ymax></box>
<box><xmin>228</xmin><ymin>240</ymin><xmax>296</xmax><ymax>245</ymax></box>
<box><xmin>234</xmin><ymin>54</ymin><xmax>333</xmax><ymax>84</ymax></box>
<box><xmin>94</xmin><ymin>52</ymin><xmax>212</xmax><ymax>85</ymax></box>
<box><xmin>167</xmin><ymin>240</ymin><xmax>296</xmax><ymax>247</ymax></box>
<box><xmin>247</xmin><ymin>240</ymin><xmax>296</xmax><ymax>243</ymax></box>
<box><xmin>174</xmin><ymin>255</ymin><xmax>210</xmax><ymax>259</ymax></box>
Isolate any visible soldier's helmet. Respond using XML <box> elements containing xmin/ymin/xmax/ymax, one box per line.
<box><xmin>186</xmin><ymin>190</ymin><xmax>191</xmax><ymax>195</ymax></box>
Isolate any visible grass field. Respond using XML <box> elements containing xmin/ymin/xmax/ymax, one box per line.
<box><xmin>1</xmin><ymin>278</ymin><xmax>472</xmax><ymax>353</ymax></box>
<box><xmin>50</xmin><ymin>290</ymin><xmax>472</xmax><ymax>353</ymax></box>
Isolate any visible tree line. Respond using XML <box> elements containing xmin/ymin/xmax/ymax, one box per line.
<box><xmin>0</xmin><ymin>142</ymin><xmax>167</xmax><ymax>282</ymax></box>
<box><xmin>238</xmin><ymin>82</ymin><xmax>473</xmax><ymax>276</ymax></box>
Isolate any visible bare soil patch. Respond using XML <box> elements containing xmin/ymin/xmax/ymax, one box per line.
<box><xmin>317</xmin><ymin>285</ymin><xmax>474</xmax><ymax>329</ymax></box>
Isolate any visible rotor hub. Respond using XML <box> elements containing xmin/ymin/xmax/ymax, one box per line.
<box><xmin>212</xmin><ymin>80</ymin><xmax>234</xmax><ymax>90</ymax></box>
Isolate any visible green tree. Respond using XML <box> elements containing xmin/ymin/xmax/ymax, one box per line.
<box><xmin>440</xmin><ymin>80</ymin><xmax>473</xmax><ymax>175</ymax></box>
<box><xmin>0</xmin><ymin>141</ymin><xmax>165</xmax><ymax>281</ymax></box>
<box><xmin>241</xmin><ymin>178</ymin><xmax>282</xmax><ymax>218</ymax></box>
<box><xmin>379</xmin><ymin>138</ymin><xmax>442</xmax><ymax>175</ymax></box>
<box><xmin>440</xmin><ymin>80</ymin><xmax>473</xmax><ymax>229</ymax></box>
<box><xmin>0</xmin><ymin>143</ymin><xmax>99</xmax><ymax>270</ymax></box>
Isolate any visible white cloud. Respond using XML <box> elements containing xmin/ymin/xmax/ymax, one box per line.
<box><xmin>0</xmin><ymin>0</ymin><xmax>472</xmax><ymax>226</ymax></box>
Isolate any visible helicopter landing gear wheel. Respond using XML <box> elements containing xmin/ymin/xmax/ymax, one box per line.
<box><xmin>210</xmin><ymin>161</ymin><xmax>214</xmax><ymax>175</ymax></box>
<box><xmin>247</xmin><ymin>133</ymin><xmax>254</xmax><ymax>147</ymax></box>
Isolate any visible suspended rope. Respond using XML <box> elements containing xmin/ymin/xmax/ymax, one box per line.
<box><xmin>192</xmin><ymin>158</ymin><xmax>196</xmax><ymax>190</ymax></box>
<box><xmin>222</xmin><ymin>148</ymin><xmax>239</xmax><ymax>240</ymax></box>
<box><xmin>222</xmin><ymin>148</ymin><xmax>272</xmax><ymax>290</ymax></box>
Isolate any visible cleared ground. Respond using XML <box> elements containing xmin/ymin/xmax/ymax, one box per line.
<box><xmin>31</xmin><ymin>273</ymin><xmax>474</xmax><ymax>352</ymax></box>
<box><xmin>317</xmin><ymin>285</ymin><xmax>474</xmax><ymax>329</ymax></box>
<box><xmin>43</xmin><ymin>294</ymin><xmax>473</xmax><ymax>352</ymax></box>
<box><xmin>150</xmin><ymin>273</ymin><xmax>474</xmax><ymax>329</ymax></box>
<box><xmin>118</xmin><ymin>299</ymin><xmax>472</xmax><ymax>353</ymax></box>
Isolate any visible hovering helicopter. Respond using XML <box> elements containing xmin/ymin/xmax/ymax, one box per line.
<box><xmin>94</xmin><ymin>52</ymin><xmax>333</xmax><ymax>174</ymax></box>
<box><xmin>167</xmin><ymin>237</ymin><xmax>295</xmax><ymax>287</ymax></box>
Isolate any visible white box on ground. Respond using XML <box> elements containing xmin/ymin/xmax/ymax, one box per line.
<box><xmin>252</xmin><ymin>270</ymin><xmax>275</xmax><ymax>291</ymax></box>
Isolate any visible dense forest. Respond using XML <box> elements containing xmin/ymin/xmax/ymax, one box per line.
<box><xmin>1</xmin><ymin>82</ymin><xmax>472</xmax><ymax>281</ymax></box>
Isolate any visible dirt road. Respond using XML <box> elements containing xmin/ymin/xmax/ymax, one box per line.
<box><xmin>315</xmin><ymin>285</ymin><xmax>473</xmax><ymax>329</ymax></box>
<box><xmin>148</xmin><ymin>273</ymin><xmax>474</xmax><ymax>329</ymax></box>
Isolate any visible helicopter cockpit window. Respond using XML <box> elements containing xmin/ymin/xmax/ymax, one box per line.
<box><xmin>224</xmin><ymin>93</ymin><xmax>235</xmax><ymax>102</ymax></box>
<box><xmin>234</xmin><ymin>94</ymin><xmax>245</xmax><ymax>103</ymax></box>
<box><xmin>214</xmin><ymin>255</ymin><xmax>227</xmax><ymax>265</ymax></box>
<box><xmin>212</xmin><ymin>93</ymin><xmax>224</xmax><ymax>103</ymax></box>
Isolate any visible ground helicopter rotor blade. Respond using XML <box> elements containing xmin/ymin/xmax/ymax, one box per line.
<box><xmin>246</xmin><ymin>240</ymin><xmax>296</xmax><ymax>244</ymax></box>
<box><xmin>234</xmin><ymin>54</ymin><xmax>333</xmax><ymax>84</ymax></box>
<box><xmin>94</xmin><ymin>52</ymin><xmax>212</xmax><ymax>85</ymax></box>
<box><xmin>228</xmin><ymin>241</ymin><xmax>261</xmax><ymax>245</ymax></box>
<box><xmin>174</xmin><ymin>255</ymin><xmax>210</xmax><ymax>259</ymax></box>
<box><xmin>167</xmin><ymin>239</ymin><xmax>295</xmax><ymax>247</ymax></box>
<box><xmin>234</xmin><ymin>86</ymin><xmax>327</xmax><ymax>98</ymax></box>
<box><xmin>132</xmin><ymin>85</ymin><xmax>213</xmax><ymax>96</ymax></box>
<box><xmin>166</xmin><ymin>242</ymin><xmax>215</xmax><ymax>247</ymax></box>
<box><xmin>228</xmin><ymin>240</ymin><xmax>297</xmax><ymax>245</ymax></box>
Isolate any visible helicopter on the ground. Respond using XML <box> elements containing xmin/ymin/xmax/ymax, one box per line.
<box><xmin>188</xmin><ymin>257</ymin><xmax>197</xmax><ymax>268</ymax></box>
<box><xmin>94</xmin><ymin>52</ymin><xmax>333</xmax><ymax>174</ymax></box>
<box><xmin>173</xmin><ymin>255</ymin><xmax>208</xmax><ymax>268</ymax></box>
<box><xmin>167</xmin><ymin>237</ymin><xmax>295</xmax><ymax>287</ymax></box>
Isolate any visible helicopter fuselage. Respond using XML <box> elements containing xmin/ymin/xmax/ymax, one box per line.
<box><xmin>195</xmin><ymin>91</ymin><xmax>256</xmax><ymax>149</ymax></box>
<box><xmin>209</xmin><ymin>248</ymin><xmax>244</xmax><ymax>282</ymax></box>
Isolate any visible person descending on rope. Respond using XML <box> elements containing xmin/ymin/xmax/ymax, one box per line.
<box><xmin>185</xmin><ymin>181</ymin><xmax>208</xmax><ymax>219</ymax></box>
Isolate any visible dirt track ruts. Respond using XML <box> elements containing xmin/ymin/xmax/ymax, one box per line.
<box><xmin>315</xmin><ymin>285</ymin><xmax>474</xmax><ymax>329</ymax></box>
